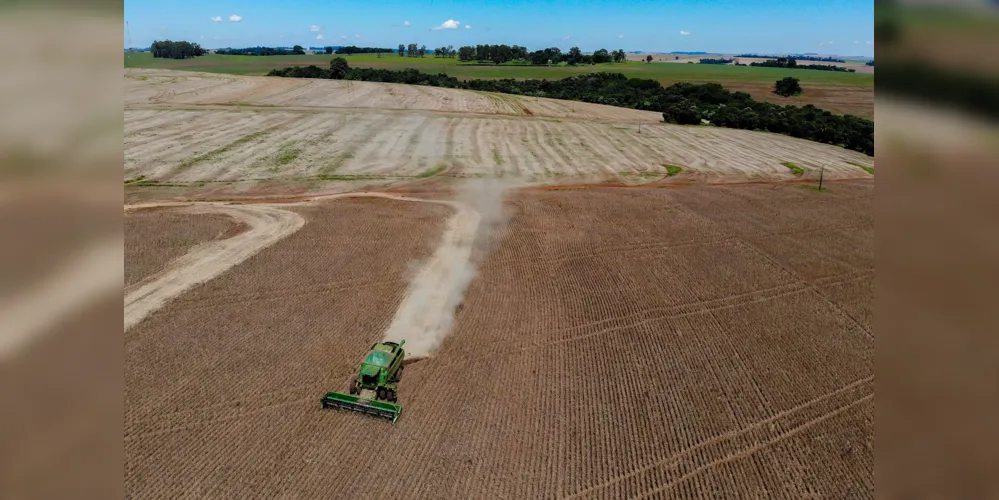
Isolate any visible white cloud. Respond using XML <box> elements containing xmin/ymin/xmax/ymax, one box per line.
<box><xmin>465</xmin><ymin>25</ymin><xmax>471</xmax><ymax>29</ymax></box>
<box><xmin>819</xmin><ymin>40</ymin><xmax>835</xmax><ymax>46</ymax></box>
<box><xmin>618</xmin><ymin>34</ymin><xmax>625</xmax><ymax>39</ymax></box>
<box><xmin>316</xmin><ymin>34</ymin><xmax>324</xmax><ymax>40</ymax></box>
<box><xmin>355</xmin><ymin>33</ymin><xmax>362</xmax><ymax>39</ymax></box>
<box><xmin>402</xmin><ymin>20</ymin><xmax>411</xmax><ymax>27</ymax></box>
<box><xmin>562</xmin><ymin>35</ymin><xmax>572</xmax><ymax>40</ymax></box>
<box><xmin>311</xmin><ymin>25</ymin><xmax>321</xmax><ymax>32</ymax></box>
<box><xmin>340</xmin><ymin>35</ymin><xmax>347</xmax><ymax>40</ymax></box>
<box><xmin>210</xmin><ymin>16</ymin><xmax>222</xmax><ymax>22</ymax></box>
<box><xmin>431</xmin><ymin>19</ymin><xmax>461</xmax><ymax>30</ymax></box>
<box><xmin>866</xmin><ymin>40</ymin><xmax>872</xmax><ymax>45</ymax></box>
<box><xmin>228</xmin><ymin>14</ymin><xmax>242</xmax><ymax>22</ymax></box>
<box><xmin>680</xmin><ymin>30</ymin><xmax>691</xmax><ymax>35</ymax></box>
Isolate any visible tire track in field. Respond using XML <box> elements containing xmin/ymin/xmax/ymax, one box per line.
<box><xmin>123</xmin><ymin>203</ymin><xmax>306</xmax><ymax>331</ymax></box>
<box><xmin>565</xmin><ymin>375</ymin><xmax>874</xmax><ymax>498</ymax></box>
<box><xmin>123</xmin><ymin>192</ymin><xmax>482</xmax><ymax>366</ymax></box>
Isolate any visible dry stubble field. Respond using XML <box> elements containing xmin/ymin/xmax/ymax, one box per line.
<box><xmin>124</xmin><ymin>183</ymin><xmax>873</xmax><ymax>498</ymax></box>
<box><xmin>124</xmin><ymin>70</ymin><xmax>873</xmax><ymax>201</ymax></box>
<box><xmin>124</xmin><ymin>208</ymin><xmax>238</xmax><ymax>287</ymax></box>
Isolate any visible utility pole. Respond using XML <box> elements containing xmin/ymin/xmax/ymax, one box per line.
<box><xmin>818</xmin><ymin>165</ymin><xmax>824</xmax><ymax>190</ymax></box>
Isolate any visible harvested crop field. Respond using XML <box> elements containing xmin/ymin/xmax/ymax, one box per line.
<box><xmin>123</xmin><ymin>70</ymin><xmax>873</xmax><ymax>198</ymax></box>
<box><xmin>124</xmin><ymin>182</ymin><xmax>873</xmax><ymax>498</ymax></box>
<box><xmin>124</xmin><ymin>208</ymin><xmax>238</xmax><ymax>287</ymax></box>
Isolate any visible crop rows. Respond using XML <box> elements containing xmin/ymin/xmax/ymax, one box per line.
<box><xmin>124</xmin><ymin>108</ymin><xmax>874</xmax><ymax>186</ymax></box>
<box><xmin>124</xmin><ymin>208</ymin><xmax>237</xmax><ymax>288</ymax></box>
<box><xmin>124</xmin><ymin>182</ymin><xmax>873</xmax><ymax>497</ymax></box>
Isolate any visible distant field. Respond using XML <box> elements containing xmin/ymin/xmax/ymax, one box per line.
<box><xmin>124</xmin><ymin>52</ymin><xmax>874</xmax><ymax>87</ymax></box>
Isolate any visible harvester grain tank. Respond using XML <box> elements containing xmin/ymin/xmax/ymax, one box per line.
<box><xmin>321</xmin><ymin>340</ymin><xmax>406</xmax><ymax>423</ymax></box>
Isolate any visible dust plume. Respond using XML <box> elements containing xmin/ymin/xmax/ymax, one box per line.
<box><xmin>382</xmin><ymin>179</ymin><xmax>516</xmax><ymax>358</ymax></box>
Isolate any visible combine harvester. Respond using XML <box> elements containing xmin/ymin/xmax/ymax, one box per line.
<box><xmin>321</xmin><ymin>340</ymin><xmax>406</xmax><ymax>423</ymax></box>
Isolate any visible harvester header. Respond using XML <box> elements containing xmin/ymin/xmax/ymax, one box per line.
<box><xmin>321</xmin><ymin>340</ymin><xmax>406</xmax><ymax>423</ymax></box>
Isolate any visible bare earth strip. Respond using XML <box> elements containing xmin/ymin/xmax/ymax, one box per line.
<box><xmin>123</xmin><ymin>204</ymin><xmax>305</xmax><ymax>331</ymax></box>
<box><xmin>122</xmin><ymin>192</ymin><xmax>480</xmax><ymax>358</ymax></box>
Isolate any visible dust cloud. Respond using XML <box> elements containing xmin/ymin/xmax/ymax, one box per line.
<box><xmin>382</xmin><ymin>179</ymin><xmax>517</xmax><ymax>358</ymax></box>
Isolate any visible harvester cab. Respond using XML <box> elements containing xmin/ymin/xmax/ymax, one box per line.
<box><xmin>321</xmin><ymin>340</ymin><xmax>406</xmax><ymax>423</ymax></box>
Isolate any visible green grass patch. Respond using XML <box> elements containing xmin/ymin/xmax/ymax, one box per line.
<box><xmin>124</xmin><ymin>175</ymin><xmax>147</xmax><ymax>184</ymax></box>
<box><xmin>492</xmin><ymin>147</ymin><xmax>504</xmax><ymax>165</ymax></box>
<box><xmin>801</xmin><ymin>185</ymin><xmax>828</xmax><ymax>192</ymax></box>
<box><xmin>783</xmin><ymin>162</ymin><xmax>805</xmax><ymax>176</ymax></box>
<box><xmin>273</xmin><ymin>144</ymin><xmax>301</xmax><ymax>166</ymax></box>
<box><xmin>847</xmin><ymin>161</ymin><xmax>874</xmax><ymax>175</ymax></box>
<box><xmin>178</xmin><ymin>130</ymin><xmax>270</xmax><ymax>170</ymax></box>
<box><xmin>663</xmin><ymin>165</ymin><xmax>683</xmax><ymax>177</ymax></box>
<box><xmin>418</xmin><ymin>164</ymin><xmax>447</xmax><ymax>178</ymax></box>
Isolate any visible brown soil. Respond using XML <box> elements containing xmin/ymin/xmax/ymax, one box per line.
<box><xmin>124</xmin><ymin>209</ymin><xmax>236</xmax><ymax>288</ymax></box>
<box><xmin>123</xmin><ymin>182</ymin><xmax>873</xmax><ymax>498</ymax></box>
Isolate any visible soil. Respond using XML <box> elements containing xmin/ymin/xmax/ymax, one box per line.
<box><xmin>123</xmin><ymin>182</ymin><xmax>873</xmax><ymax>498</ymax></box>
<box><xmin>124</xmin><ymin>209</ymin><xmax>237</xmax><ymax>288</ymax></box>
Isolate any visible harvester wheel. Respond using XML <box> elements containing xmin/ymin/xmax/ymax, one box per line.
<box><xmin>377</xmin><ymin>388</ymin><xmax>386</xmax><ymax>401</ymax></box>
<box><xmin>349</xmin><ymin>382</ymin><xmax>358</xmax><ymax>395</ymax></box>
<box><xmin>387</xmin><ymin>390</ymin><xmax>397</xmax><ymax>402</ymax></box>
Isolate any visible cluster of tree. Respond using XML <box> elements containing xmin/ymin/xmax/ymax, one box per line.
<box><xmin>266</xmin><ymin>61</ymin><xmax>873</xmax><ymax>155</ymax></box>
<box><xmin>773</xmin><ymin>77</ymin><xmax>804</xmax><ymax>97</ymax></box>
<box><xmin>455</xmin><ymin>44</ymin><xmax>530</xmax><ymax>63</ymax></box>
<box><xmin>866</xmin><ymin>60</ymin><xmax>875</xmax><ymax>66</ymax></box>
<box><xmin>433</xmin><ymin>46</ymin><xmax>457</xmax><ymax>58</ymax></box>
<box><xmin>699</xmin><ymin>58</ymin><xmax>735</xmax><ymax>65</ymax></box>
<box><xmin>334</xmin><ymin>46</ymin><xmax>394</xmax><ymax>55</ymax></box>
<box><xmin>150</xmin><ymin>40</ymin><xmax>205</xmax><ymax>59</ymax></box>
<box><xmin>450</xmin><ymin>45</ymin><xmax>626</xmax><ymax>65</ymax></box>
<box><xmin>740</xmin><ymin>54</ymin><xmax>846</xmax><ymax>63</ymax></box>
<box><xmin>216</xmin><ymin>45</ymin><xmax>306</xmax><ymax>56</ymax></box>
<box><xmin>749</xmin><ymin>58</ymin><xmax>856</xmax><ymax>72</ymax></box>
<box><xmin>398</xmin><ymin>43</ymin><xmax>428</xmax><ymax>57</ymax></box>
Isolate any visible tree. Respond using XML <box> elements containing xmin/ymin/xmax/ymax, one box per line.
<box><xmin>646</xmin><ymin>55</ymin><xmax>653</xmax><ymax>63</ymax></box>
<box><xmin>293</xmin><ymin>45</ymin><xmax>305</xmax><ymax>55</ymax></box>
<box><xmin>399</xmin><ymin>44</ymin><xmax>405</xmax><ymax>57</ymax></box>
<box><xmin>593</xmin><ymin>48</ymin><xmax>611</xmax><ymax>64</ymax></box>
<box><xmin>329</xmin><ymin>57</ymin><xmax>350</xmax><ymax>79</ymax></box>
<box><xmin>568</xmin><ymin>46</ymin><xmax>582</xmax><ymax>64</ymax></box>
<box><xmin>419</xmin><ymin>45</ymin><xmax>427</xmax><ymax>57</ymax></box>
<box><xmin>325</xmin><ymin>46</ymin><xmax>333</xmax><ymax>54</ymax></box>
<box><xmin>407</xmin><ymin>43</ymin><xmax>417</xmax><ymax>57</ymax></box>
<box><xmin>774</xmin><ymin>77</ymin><xmax>803</xmax><ymax>97</ymax></box>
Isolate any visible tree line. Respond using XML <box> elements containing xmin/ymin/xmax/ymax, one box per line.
<box><xmin>334</xmin><ymin>46</ymin><xmax>394</xmax><ymax>55</ymax></box>
<box><xmin>750</xmin><ymin>58</ymin><xmax>856</xmax><ymax>72</ymax></box>
<box><xmin>459</xmin><ymin>45</ymin><xmax>627</xmax><ymax>65</ymax></box>
<box><xmin>215</xmin><ymin>46</ymin><xmax>306</xmax><ymax>55</ymax></box>
<box><xmin>740</xmin><ymin>54</ymin><xmax>847</xmax><ymax>63</ymax></box>
<box><xmin>398</xmin><ymin>43</ymin><xmax>429</xmax><ymax>57</ymax></box>
<box><xmin>267</xmin><ymin>58</ymin><xmax>873</xmax><ymax>156</ymax></box>
<box><xmin>699</xmin><ymin>58</ymin><xmax>735</xmax><ymax>65</ymax></box>
<box><xmin>151</xmin><ymin>40</ymin><xmax>206</xmax><ymax>59</ymax></box>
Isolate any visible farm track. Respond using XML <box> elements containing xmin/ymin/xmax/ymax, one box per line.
<box><xmin>124</xmin><ymin>183</ymin><xmax>873</xmax><ymax>498</ymax></box>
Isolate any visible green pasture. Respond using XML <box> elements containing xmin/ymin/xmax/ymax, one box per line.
<box><xmin>124</xmin><ymin>52</ymin><xmax>873</xmax><ymax>87</ymax></box>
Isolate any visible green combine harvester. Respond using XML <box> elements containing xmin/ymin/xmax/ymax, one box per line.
<box><xmin>321</xmin><ymin>340</ymin><xmax>406</xmax><ymax>423</ymax></box>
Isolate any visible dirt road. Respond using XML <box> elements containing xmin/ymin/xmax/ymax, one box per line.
<box><xmin>123</xmin><ymin>192</ymin><xmax>482</xmax><ymax>355</ymax></box>
<box><xmin>123</xmin><ymin>204</ymin><xmax>305</xmax><ymax>331</ymax></box>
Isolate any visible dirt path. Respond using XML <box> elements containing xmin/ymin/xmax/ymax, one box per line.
<box><xmin>123</xmin><ymin>193</ymin><xmax>481</xmax><ymax>354</ymax></box>
<box><xmin>123</xmin><ymin>204</ymin><xmax>306</xmax><ymax>331</ymax></box>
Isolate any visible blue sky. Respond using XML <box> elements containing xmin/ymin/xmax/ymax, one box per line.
<box><xmin>124</xmin><ymin>0</ymin><xmax>874</xmax><ymax>56</ymax></box>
